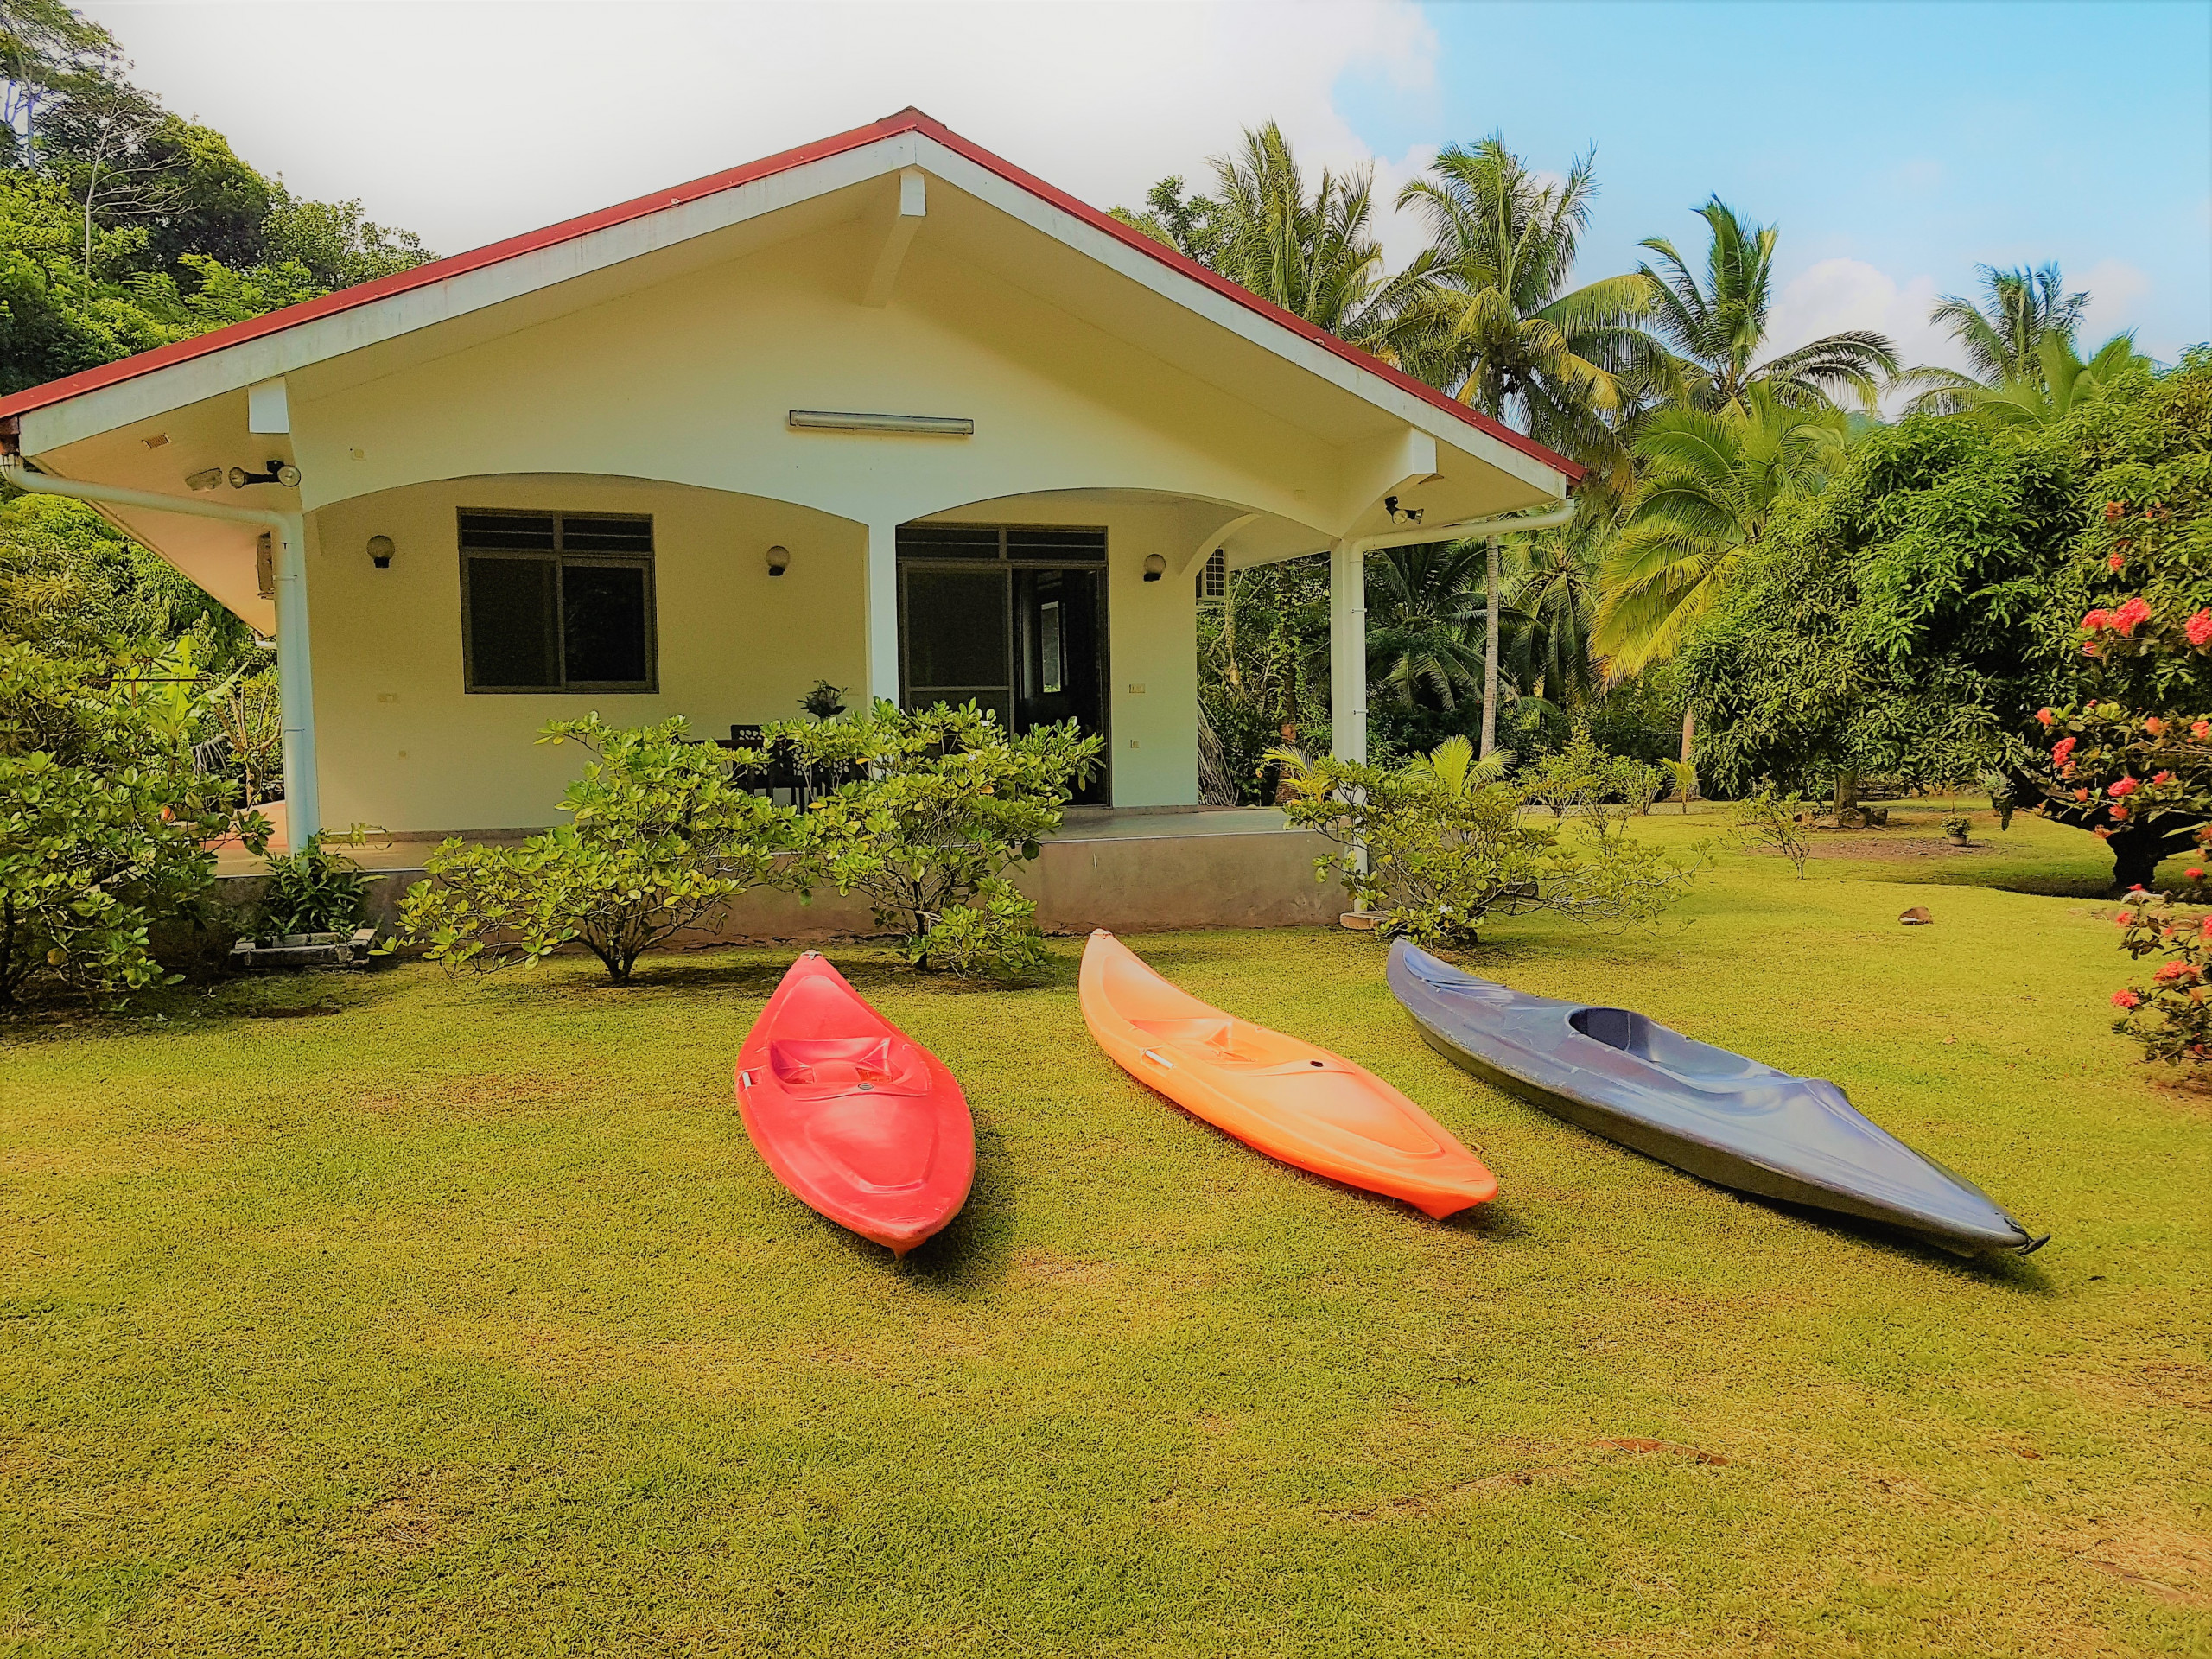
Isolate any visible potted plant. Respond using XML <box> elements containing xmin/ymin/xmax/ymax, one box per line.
<box><xmin>231</xmin><ymin>827</ymin><xmax>382</xmax><ymax>969</ymax></box>
<box><xmin>798</xmin><ymin>679</ymin><xmax>847</xmax><ymax>721</ymax></box>
<box><xmin>1942</xmin><ymin>814</ymin><xmax>1972</xmax><ymax>846</ymax></box>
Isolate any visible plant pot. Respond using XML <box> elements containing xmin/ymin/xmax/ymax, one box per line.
<box><xmin>1945</xmin><ymin>832</ymin><xmax>1968</xmax><ymax>847</ymax></box>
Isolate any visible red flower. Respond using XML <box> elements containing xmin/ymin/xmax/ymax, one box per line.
<box><xmin>2190</xmin><ymin>868</ymin><xmax>2207</xmax><ymax>881</ymax></box>
<box><xmin>2145</xmin><ymin>716</ymin><xmax>2166</xmax><ymax>736</ymax></box>
<box><xmin>2155</xmin><ymin>772</ymin><xmax>2174</xmax><ymax>785</ymax></box>
<box><xmin>2108</xmin><ymin>776</ymin><xmax>2140</xmax><ymax>798</ymax></box>
<box><xmin>2112</xmin><ymin>805</ymin><xmax>2130</xmax><ymax>820</ymax></box>
<box><xmin>2113</xmin><ymin>596</ymin><xmax>2153</xmax><ymax>636</ymax></box>
<box><xmin>2156</xmin><ymin>960</ymin><xmax>2196</xmax><ymax>982</ymax></box>
<box><xmin>2113</xmin><ymin>988</ymin><xmax>2141</xmax><ymax>1008</ymax></box>
<box><xmin>2083</xmin><ymin>607</ymin><xmax>2113</xmax><ymax>631</ymax></box>
<box><xmin>2053</xmin><ymin>736</ymin><xmax>2077</xmax><ymax>767</ymax></box>
<box><xmin>2075</xmin><ymin>787</ymin><xmax>2092</xmax><ymax>801</ymax></box>
<box><xmin>2189</xmin><ymin>610</ymin><xmax>2212</xmax><ymax>647</ymax></box>
<box><xmin>2037</xmin><ymin>707</ymin><xmax>2056</xmax><ymax>728</ymax></box>
<box><xmin>2105</xmin><ymin>501</ymin><xmax>2126</xmax><ymax>522</ymax></box>
<box><xmin>2109</xmin><ymin>552</ymin><xmax>2126</xmax><ymax>572</ymax></box>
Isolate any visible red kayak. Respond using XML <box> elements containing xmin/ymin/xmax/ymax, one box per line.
<box><xmin>735</xmin><ymin>952</ymin><xmax>974</xmax><ymax>1255</ymax></box>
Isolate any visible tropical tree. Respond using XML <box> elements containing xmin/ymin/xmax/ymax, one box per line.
<box><xmin>1594</xmin><ymin>385</ymin><xmax>1848</xmax><ymax>699</ymax></box>
<box><xmin>1637</xmin><ymin>197</ymin><xmax>1898</xmax><ymax>413</ymax></box>
<box><xmin>1946</xmin><ymin>331</ymin><xmax>2152</xmax><ymax>428</ymax></box>
<box><xmin>1363</xmin><ymin>540</ymin><xmax>1494</xmax><ymax>721</ymax></box>
<box><xmin>1502</xmin><ymin>507</ymin><xmax>1607</xmax><ymax>710</ymax></box>
<box><xmin>1388</xmin><ymin>137</ymin><xmax>1662</xmax><ymax>466</ymax></box>
<box><xmin>1894</xmin><ymin>262</ymin><xmax>2090</xmax><ymax>414</ymax></box>
<box><xmin>1113</xmin><ymin>123</ymin><xmax>1390</xmax><ymax>342</ymax></box>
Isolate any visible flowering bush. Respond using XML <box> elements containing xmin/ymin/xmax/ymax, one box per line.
<box><xmin>2109</xmin><ymin>889</ymin><xmax>2212</xmax><ymax>1067</ymax></box>
<box><xmin>2031</xmin><ymin>349</ymin><xmax>2212</xmax><ymax>893</ymax></box>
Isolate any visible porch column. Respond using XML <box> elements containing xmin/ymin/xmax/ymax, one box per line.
<box><xmin>271</xmin><ymin>512</ymin><xmax>321</xmax><ymax>842</ymax></box>
<box><xmin>1328</xmin><ymin>538</ymin><xmax>1366</xmax><ymax>764</ymax></box>
<box><xmin>864</xmin><ymin>520</ymin><xmax>900</xmax><ymax>712</ymax></box>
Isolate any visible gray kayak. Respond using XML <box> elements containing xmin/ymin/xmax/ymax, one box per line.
<box><xmin>1386</xmin><ymin>938</ymin><xmax>2045</xmax><ymax>1256</ymax></box>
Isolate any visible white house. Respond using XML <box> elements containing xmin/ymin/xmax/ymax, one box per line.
<box><xmin>0</xmin><ymin>108</ymin><xmax>1578</xmax><ymax>861</ymax></box>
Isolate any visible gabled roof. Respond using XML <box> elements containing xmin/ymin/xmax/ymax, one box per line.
<box><xmin>0</xmin><ymin>107</ymin><xmax>1580</xmax><ymax>481</ymax></box>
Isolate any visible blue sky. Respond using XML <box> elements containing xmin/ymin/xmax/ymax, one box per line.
<box><xmin>91</xmin><ymin>0</ymin><xmax>2211</xmax><ymax>375</ymax></box>
<box><xmin>1340</xmin><ymin>1</ymin><xmax>2212</xmax><ymax>366</ymax></box>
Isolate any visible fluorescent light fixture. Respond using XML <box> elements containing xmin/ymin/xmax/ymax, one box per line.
<box><xmin>788</xmin><ymin>409</ymin><xmax>974</xmax><ymax>436</ymax></box>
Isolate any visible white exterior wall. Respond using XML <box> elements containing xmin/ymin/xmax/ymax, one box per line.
<box><xmin>278</xmin><ymin>217</ymin><xmax>1263</xmax><ymax>831</ymax></box>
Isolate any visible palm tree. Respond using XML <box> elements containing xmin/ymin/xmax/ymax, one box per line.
<box><xmin>1116</xmin><ymin>124</ymin><xmax>1392</xmax><ymax>344</ymax></box>
<box><xmin>1955</xmin><ymin>331</ymin><xmax>2152</xmax><ymax>427</ymax></box>
<box><xmin>1363</xmin><ymin>541</ymin><xmax>1495</xmax><ymax>715</ymax></box>
<box><xmin>1388</xmin><ymin>137</ymin><xmax>1663</xmax><ymax>466</ymax></box>
<box><xmin>1895</xmin><ymin>263</ymin><xmax>2099</xmax><ymax>415</ymax></box>
<box><xmin>1385</xmin><ymin>137</ymin><xmax>1662</xmax><ymax>756</ymax></box>
<box><xmin>1593</xmin><ymin>385</ymin><xmax>1847</xmax><ymax>683</ymax></box>
<box><xmin>1637</xmin><ymin>198</ymin><xmax>1899</xmax><ymax>413</ymax></box>
<box><xmin>1501</xmin><ymin>508</ymin><xmax>1607</xmax><ymax>710</ymax></box>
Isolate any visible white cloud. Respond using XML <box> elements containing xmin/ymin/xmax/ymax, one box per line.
<box><xmin>84</xmin><ymin>0</ymin><xmax>1439</xmax><ymax>258</ymax></box>
<box><xmin>2078</xmin><ymin>257</ymin><xmax>2155</xmax><ymax>350</ymax></box>
<box><xmin>1766</xmin><ymin>257</ymin><xmax>1959</xmax><ymax>410</ymax></box>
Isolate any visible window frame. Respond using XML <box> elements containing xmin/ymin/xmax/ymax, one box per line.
<box><xmin>458</xmin><ymin>508</ymin><xmax>659</xmax><ymax>695</ymax></box>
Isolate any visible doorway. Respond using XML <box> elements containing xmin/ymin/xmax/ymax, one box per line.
<box><xmin>899</xmin><ymin>523</ymin><xmax>1109</xmax><ymax>804</ymax></box>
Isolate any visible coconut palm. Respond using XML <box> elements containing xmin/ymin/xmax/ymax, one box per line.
<box><xmin>1955</xmin><ymin>331</ymin><xmax>2152</xmax><ymax>427</ymax></box>
<box><xmin>1637</xmin><ymin>198</ymin><xmax>1899</xmax><ymax>413</ymax></box>
<box><xmin>1501</xmin><ymin>507</ymin><xmax>1608</xmax><ymax>709</ymax></box>
<box><xmin>1363</xmin><ymin>541</ymin><xmax>1496</xmax><ymax>714</ymax></box>
<box><xmin>1895</xmin><ymin>264</ymin><xmax>2113</xmax><ymax>416</ymax></box>
<box><xmin>1386</xmin><ymin>137</ymin><xmax>1665</xmax><ymax>467</ymax></box>
<box><xmin>1593</xmin><ymin>385</ymin><xmax>1848</xmax><ymax>681</ymax></box>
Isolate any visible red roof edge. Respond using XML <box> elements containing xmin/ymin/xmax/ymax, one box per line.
<box><xmin>0</xmin><ymin>105</ymin><xmax>1582</xmax><ymax>485</ymax></box>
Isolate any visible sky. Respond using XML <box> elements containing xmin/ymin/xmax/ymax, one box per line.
<box><xmin>80</xmin><ymin>0</ymin><xmax>2212</xmax><ymax>387</ymax></box>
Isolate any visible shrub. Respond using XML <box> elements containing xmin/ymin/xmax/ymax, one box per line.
<box><xmin>1732</xmin><ymin>785</ymin><xmax>1812</xmax><ymax>878</ymax></box>
<box><xmin>0</xmin><ymin>640</ymin><xmax>229</xmax><ymax>1006</ymax></box>
<box><xmin>1662</xmin><ymin>757</ymin><xmax>1698</xmax><ymax>812</ymax></box>
<box><xmin>2110</xmin><ymin>889</ymin><xmax>2212</xmax><ymax>1068</ymax></box>
<box><xmin>1942</xmin><ymin>814</ymin><xmax>1972</xmax><ymax>841</ymax></box>
<box><xmin>1274</xmin><ymin>734</ymin><xmax>1699</xmax><ymax>948</ymax></box>
<box><xmin>1522</xmin><ymin>721</ymin><xmax>1664</xmax><ymax>817</ymax></box>
<box><xmin>396</xmin><ymin>716</ymin><xmax>799</xmax><ymax>984</ymax></box>
<box><xmin>772</xmin><ymin>701</ymin><xmax>1102</xmax><ymax>976</ymax></box>
<box><xmin>250</xmin><ymin>828</ymin><xmax>372</xmax><ymax>938</ymax></box>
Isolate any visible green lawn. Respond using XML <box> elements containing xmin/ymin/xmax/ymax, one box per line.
<box><xmin>3</xmin><ymin>803</ymin><xmax>2208</xmax><ymax>1656</ymax></box>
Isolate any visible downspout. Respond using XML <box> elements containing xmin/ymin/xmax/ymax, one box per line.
<box><xmin>0</xmin><ymin>454</ymin><xmax>319</xmax><ymax>842</ymax></box>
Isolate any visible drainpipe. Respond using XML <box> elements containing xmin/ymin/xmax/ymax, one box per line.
<box><xmin>0</xmin><ymin>455</ymin><xmax>319</xmax><ymax>842</ymax></box>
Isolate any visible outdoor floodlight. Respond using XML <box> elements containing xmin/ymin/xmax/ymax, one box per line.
<box><xmin>367</xmin><ymin>535</ymin><xmax>395</xmax><ymax>569</ymax></box>
<box><xmin>1142</xmin><ymin>553</ymin><xmax>1166</xmax><ymax>582</ymax></box>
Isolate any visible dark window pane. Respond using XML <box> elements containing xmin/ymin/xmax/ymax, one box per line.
<box><xmin>461</xmin><ymin>512</ymin><xmax>557</xmax><ymax>551</ymax></box>
<box><xmin>905</xmin><ymin>567</ymin><xmax>1007</xmax><ymax>690</ymax></box>
<box><xmin>560</xmin><ymin>515</ymin><xmax>653</xmax><ymax>553</ymax></box>
<box><xmin>898</xmin><ymin>524</ymin><xmax>1001</xmax><ymax>561</ymax></box>
<box><xmin>563</xmin><ymin>562</ymin><xmax>651</xmax><ymax>684</ymax></box>
<box><xmin>466</xmin><ymin>556</ymin><xmax>558</xmax><ymax>687</ymax></box>
<box><xmin>1006</xmin><ymin>526</ymin><xmax>1105</xmax><ymax>563</ymax></box>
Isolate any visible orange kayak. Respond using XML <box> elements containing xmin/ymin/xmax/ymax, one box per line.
<box><xmin>1079</xmin><ymin>930</ymin><xmax>1497</xmax><ymax>1218</ymax></box>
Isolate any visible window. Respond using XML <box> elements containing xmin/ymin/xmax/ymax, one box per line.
<box><xmin>459</xmin><ymin>510</ymin><xmax>656</xmax><ymax>692</ymax></box>
<box><xmin>896</xmin><ymin>524</ymin><xmax>1107</xmax><ymax>565</ymax></box>
<box><xmin>1197</xmin><ymin>546</ymin><xmax>1227</xmax><ymax>605</ymax></box>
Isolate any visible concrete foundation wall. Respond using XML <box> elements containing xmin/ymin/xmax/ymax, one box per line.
<box><xmin>217</xmin><ymin>826</ymin><xmax>1343</xmax><ymax>950</ymax></box>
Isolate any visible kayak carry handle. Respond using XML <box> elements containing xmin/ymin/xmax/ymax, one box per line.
<box><xmin>1141</xmin><ymin>1048</ymin><xmax>1174</xmax><ymax>1069</ymax></box>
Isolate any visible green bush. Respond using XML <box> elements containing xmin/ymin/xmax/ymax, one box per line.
<box><xmin>1274</xmin><ymin>734</ymin><xmax>1700</xmax><ymax>948</ymax></box>
<box><xmin>772</xmin><ymin>701</ymin><xmax>1102</xmax><ymax>976</ymax></box>
<box><xmin>1732</xmin><ymin>786</ymin><xmax>1813</xmax><ymax>878</ymax></box>
<box><xmin>396</xmin><ymin>716</ymin><xmax>800</xmax><ymax>984</ymax></box>
<box><xmin>251</xmin><ymin>828</ymin><xmax>371</xmax><ymax>938</ymax></box>
<box><xmin>0</xmin><ymin>641</ymin><xmax>229</xmax><ymax>1006</ymax></box>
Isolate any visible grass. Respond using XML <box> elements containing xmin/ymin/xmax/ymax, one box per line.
<box><xmin>2</xmin><ymin>801</ymin><xmax>2208</xmax><ymax>1656</ymax></box>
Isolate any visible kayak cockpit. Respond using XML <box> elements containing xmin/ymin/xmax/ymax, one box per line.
<box><xmin>1567</xmin><ymin>1006</ymin><xmax>1777</xmax><ymax>1084</ymax></box>
<box><xmin>767</xmin><ymin>1036</ymin><xmax>931</xmax><ymax>1096</ymax></box>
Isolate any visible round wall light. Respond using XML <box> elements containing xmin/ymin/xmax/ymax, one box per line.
<box><xmin>1141</xmin><ymin>553</ymin><xmax>1166</xmax><ymax>582</ymax></box>
<box><xmin>766</xmin><ymin>544</ymin><xmax>791</xmax><ymax>577</ymax></box>
<box><xmin>367</xmin><ymin>535</ymin><xmax>395</xmax><ymax>569</ymax></box>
